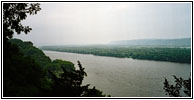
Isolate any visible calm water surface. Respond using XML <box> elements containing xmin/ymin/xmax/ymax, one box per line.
<box><xmin>43</xmin><ymin>50</ymin><xmax>191</xmax><ymax>97</ymax></box>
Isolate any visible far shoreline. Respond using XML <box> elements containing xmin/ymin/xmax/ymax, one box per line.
<box><xmin>42</xmin><ymin>49</ymin><xmax>191</xmax><ymax>65</ymax></box>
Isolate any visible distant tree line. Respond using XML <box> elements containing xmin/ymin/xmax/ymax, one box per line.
<box><xmin>41</xmin><ymin>46</ymin><xmax>191</xmax><ymax>63</ymax></box>
<box><xmin>3</xmin><ymin>3</ymin><xmax>190</xmax><ymax>97</ymax></box>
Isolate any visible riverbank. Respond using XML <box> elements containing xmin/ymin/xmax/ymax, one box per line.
<box><xmin>41</xmin><ymin>46</ymin><xmax>191</xmax><ymax>63</ymax></box>
<box><xmin>43</xmin><ymin>50</ymin><xmax>191</xmax><ymax>97</ymax></box>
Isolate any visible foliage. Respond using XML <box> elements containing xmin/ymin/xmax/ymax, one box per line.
<box><xmin>4</xmin><ymin>39</ymin><xmax>46</xmax><ymax>96</ymax></box>
<box><xmin>3</xmin><ymin>3</ymin><xmax>106</xmax><ymax>97</ymax></box>
<box><xmin>3</xmin><ymin>3</ymin><xmax>41</xmax><ymax>39</ymax></box>
<box><xmin>9</xmin><ymin>39</ymin><xmax>76</xmax><ymax>75</ymax></box>
<box><xmin>9</xmin><ymin>39</ymin><xmax>75</xmax><ymax>74</ymax></box>
<box><xmin>41</xmin><ymin>46</ymin><xmax>191</xmax><ymax>63</ymax></box>
<box><xmin>82</xmin><ymin>87</ymin><xmax>106</xmax><ymax>97</ymax></box>
<box><xmin>48</xmin><ymin>61</ymin><xmax>105</xmax><ymax>97</ymax></box>
<box><xmin>163</xmin><ymin>75</ymin><xmax>191</xmax><ymax>97</ymax></box>
<box><xmin>46</xmin><ymin>59</ymin><xmax>75</xmax><ymax>72</ymax></box>
<box><xmin>9</xmin><ymin>39</ymin><xmax>51</xmax><ymax>68</ymax></box>
<box><xmin>3</xmin><ymin>3</ymin><xmax>45</xmax><ymax>97</ymax></box>
<box><xmin>6</xmin><ymin>38</ymin><xmax>106</xmax><ymax>97</ymax></box>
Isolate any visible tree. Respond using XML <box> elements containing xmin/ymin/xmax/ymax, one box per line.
<box><xmin>3</xmin><ymin>3</ymin><xmax>41</xmax><ymax>40</ymax></box>
<box><xmin>3</xmin><ymin>3</ymin><xmax>106</xmax><ymax>97</ymax></box>
<box><xmin>3</xmin><ymin>3</ymin><xmax>44</xmax><ymax>97</ymax></box>
<box><xmin>82</xmin><ymin>87</ymin><xmax>106</xmax><ymax>97</ymax></box>
<box><xmin>163</xmin><ymin>75</ymin><xmax>191</xmax><ymax>97</ymax></box>
<box><xmin>48</xmin><ymin>61</ymin><xmax>105</xmax><ymax>97</ymax></box>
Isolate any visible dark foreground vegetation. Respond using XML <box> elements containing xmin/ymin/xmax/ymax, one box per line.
<box><xmin>5</xmin><ymin>39</ymin><xmax>106</xmax><ymax>97</ymax></box>
<box><xmin>3</xmin><ymin>3</ymin><xmax>106</xmax><ymax>97</ymax></box>
<box><xmin>3</xmin><ymin>3</ymin><xmax>190</xmax><ymax>97</ymax></box>
<box><xmin>164</xmin><ymin>75</ymin><xmax>191</xmax><ymax>97</ymax></box>
<box><xmin>41</xmin><ymin>46</ymin><xmax>191</xmax><ymax>63</ymax></box>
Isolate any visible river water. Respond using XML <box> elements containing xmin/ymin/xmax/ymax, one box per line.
<box><xmin>43</xmin><ymin>50</ymin><xmax>191</xmax><ymax>97</ymax></box>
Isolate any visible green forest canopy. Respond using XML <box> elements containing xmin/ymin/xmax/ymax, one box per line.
<box><xmin>5</xmin><ymin>38</ymin><xmax>107</xmax><ymax>97</ymax></box>
<box><xmin>41</xmin><ymin>45</ymin><xmax>191</xmax><ymax>63</ymax></box>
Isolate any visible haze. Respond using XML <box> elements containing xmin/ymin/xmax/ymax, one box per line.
<box><xmin>13</xmin><ymin>2</ymin><xmax>191</xmax><ymax>46</ymax></box>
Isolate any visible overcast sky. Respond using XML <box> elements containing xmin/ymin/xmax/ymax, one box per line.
<box><xmin>13</xmin><ymin>2</ymin><xmax>191</xmax><ymax>46</ymax></box>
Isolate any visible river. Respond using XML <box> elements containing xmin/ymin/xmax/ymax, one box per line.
<box><xmin>43</xmin><ymin>50</ymin><xmax>191</xmax><ymax>97</ymax></box>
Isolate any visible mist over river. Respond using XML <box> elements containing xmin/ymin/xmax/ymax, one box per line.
<box><xmin>43</xmin><ymin>50</ymin><xmax>191</xmax><ymax>97</ymax></box>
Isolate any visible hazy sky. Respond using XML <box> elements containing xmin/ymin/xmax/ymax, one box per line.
<box><xmin>13</xmin><ymin>2</ymin><xmax>191</xmax><ymax>46</ymax></box>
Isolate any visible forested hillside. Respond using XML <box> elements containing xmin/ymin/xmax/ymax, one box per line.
<box><xmin>9</xmin><ymin>39</ymin><xmax>74</xmax><ymax>73</ymax></box>
<box><xmin>9</xmin><ymin>39</ymin><xmax>51</xmax><ymax>68</ymax></box>
<box><xmin>3</xmin><ymin>3</ymin><xmax>105</xmax><ymax>97</ymax></box>
<box><xmin>5</xmin><ymin>38</ymin><xmax>106</xmax><ymax>97</ymax></box>
<box><xmin>110</xmin><ymin>38</ymin><xmax>191</xmax><ymax>47</ymax></box>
